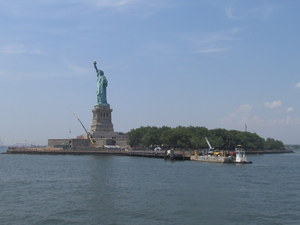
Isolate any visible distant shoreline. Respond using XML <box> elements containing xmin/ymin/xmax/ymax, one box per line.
<box><xmin>3</xmin><ymin>147</ymin><xmax>294</xmax><ymax>157</ymax></box>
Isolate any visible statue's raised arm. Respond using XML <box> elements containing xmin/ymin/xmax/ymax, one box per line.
<box><xmin>93</xmin><ymin>60</ymin><xmax>99</xmax><ymax>74</ymax></box>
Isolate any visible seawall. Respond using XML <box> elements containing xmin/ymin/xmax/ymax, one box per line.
<box><xmin>4</xmin><ymin>147</ymin><xmax>293</xmax><ymax>159</ymax></box>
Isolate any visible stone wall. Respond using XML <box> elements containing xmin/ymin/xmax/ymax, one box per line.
<box><xmin>48</xmin><ymin>139</ymin><xmax>70</xmax><ymax>148</ymax></box>
<box><xmin>48</xmin><ymin>137</ymin><xmax>128</xmax><ymax>148</ymax></box>
<box><xmin>48</xmin><ymin>139</ymin><xmax>90</xmax><ymax>148</ymax></box>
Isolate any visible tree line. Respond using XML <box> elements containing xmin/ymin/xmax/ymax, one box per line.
<box><xmin>127</xmin><ymin>126</ymin><xmax>285</xmax><ymax>150</ymax></box>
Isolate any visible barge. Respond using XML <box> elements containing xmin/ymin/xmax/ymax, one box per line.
<box><xmin>190</xmin><ymin>147</ymin><xmax>252</xmax><ymax>164</ymax></box>
<box><xmin>190</xmin><ymin>138</ymin><xmax>252</xmax><ymax>164</ymax></box>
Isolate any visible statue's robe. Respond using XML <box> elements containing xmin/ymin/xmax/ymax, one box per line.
<box><xmin>96</xmin><ymin>71</ymin><xmax>108</xmax><ymax>105</ymax></box>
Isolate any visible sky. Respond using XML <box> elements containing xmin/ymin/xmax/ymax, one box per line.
<box><xmin>0</xmin><ymin>0</ymin><xmax>299</xmax><ymax>146</ymax></box>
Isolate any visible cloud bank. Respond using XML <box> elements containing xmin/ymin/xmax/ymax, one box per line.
<box><xmin>294</xmin><ymin>82</ymin><xmax>300</xmax><ymax>88</ymax></box>
<box><xmin>264</xmin><ymin>100</ymin><xmax>282</xmax><ymax>109</ymax></box>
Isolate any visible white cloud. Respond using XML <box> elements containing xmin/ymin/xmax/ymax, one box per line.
<box><xmin>220</xmin><ymin>104</ymin><xmax>300</xmax><ymax>143</ymax></box>
<box><xmin>225</xmin><ymin>3</ymin><xmax>274</xmax><ymax>20</ymax></box>
<box><xmin>252</xmin><ymin>115</ymin><xmax>265</xmax><ymax>124</ymax></box>
<box><xmin>57</xmin><ymin>0</ymin><xmax>171</xmax><ymax>19</ymax></box>
<box><xmin>225</xmin><ymin>5</ymin><xmax>234</xmax><ymax>19</ymax></box>
<box><xmin>0</xmin><ymin>71</ymin><xmax>6</xmax><ymax>77</ymax></box>
<box><xmin>221</xmin><ymin>104</ymin><xmax>253</xmax><ymax>125</ymax></box>
<box><xmin>270</xmin><ymin>116</ymin><xmax>300</xmax><ymax>126</ymax></box>
<box><xmin>197</xmin><ymin>48</ymin><xmax>229</xmax><ymax>54</ymax></box>
<box><xmin>221</xmin><ymin>104</ymin><xmax>296</xmax><ymax>128</ymax></box>
<box><xmin>67</xmin><ymin>64</ymin><xmax>90</xmax><ymax>76</ymax></box>
<box><xmin>0</xmin><ymin>0</ymin><xmax>168</xmax><ymax>18</ymax></box>
<box><xmin>82</xmin><ymin>0</ymin><xmax>168</xmax><ymax>13</ymax></box>
<box><xmin>0</xmin><ymin>44</ymin><xmax>42</xmax><ymax>55</ymax></box>
<box><xmin>294</xmin><ymin>82</ymin><xmax>300</xmax><ymax>88</ymax></box>
<box><xmin>264</xmin><ymin>100</ymin><xmax>282</xmax><ymax>109</ymax></box>
<box><xmin>287</xmin><ymin>107</ymin><xmax>294</xmax><ymax>113</ymax></box>
<box><xmin>1</xmin><ymin>0</ymin><xmax>141</xmax><ymax>10</ymax></box>
<box><xmin>185</xmin><ymin>28</ymin><xmax>241</xmax><ymax>54</ymax></box>
<box><xmin>236</xmin><ymin>104</ymin><xmax>253</xmax><ymax>112</ymax></box>
<box><xmin>200</xmin><ymin>28</ymin><xmax>241</xmax><ymax>44</ymax></box>
<box><xmin>86</xmin><ymin>0</ymin><xmax>139</xmax><ymax>8</ymax></box>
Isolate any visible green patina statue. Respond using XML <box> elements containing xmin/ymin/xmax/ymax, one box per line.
<box><xmin>93</xmin><ymin>60</ymin><xmax>108</xmax><ymax>105</ymax></box>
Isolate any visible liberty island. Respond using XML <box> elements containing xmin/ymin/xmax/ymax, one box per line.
<box><xmin>5</xmin><ymin>60</ymin><xmax>291</xmax><ymax>158</ymax></box>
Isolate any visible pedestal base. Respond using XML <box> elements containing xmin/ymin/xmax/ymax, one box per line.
<box><xmin>90</xmin><ymin>105</ymin><xmax>115</xmax><ymax>138</ymax></box>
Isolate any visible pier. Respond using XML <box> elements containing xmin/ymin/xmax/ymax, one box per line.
<box><xmin>5</xmin><ymin>147</ymin><xmax>191</xmax><ymax>160</ymax></box>
<box><xmin>4</xmin><ymin>147</ymin><xmax>293</xmax><ymax>160</ymax></box>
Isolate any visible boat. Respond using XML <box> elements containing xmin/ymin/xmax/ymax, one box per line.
<box><xmin>190</xmin><ymin>153</ymin><xmax>235</xmax><ymax>163</ymax></box>
<box><xmin>190</xmin><ymin>138</ymin><xmax>252</xmax><ymax>164</ymax></box>
<box><xmin>234</xmin><ymin>145</ymin><xmax>252</xmax><ymax>164</ymax></box>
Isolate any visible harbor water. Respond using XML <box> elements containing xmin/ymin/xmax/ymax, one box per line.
<box><xmin>0</xmin><ymin>147</ymin><xmax>299</xmax><ymax>225</ymax></box>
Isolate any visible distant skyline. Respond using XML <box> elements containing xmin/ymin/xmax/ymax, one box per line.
<box><xmin>0</xmin><ymin>0</ymin><xmax>299</xmax><ymax>145</ymax></box>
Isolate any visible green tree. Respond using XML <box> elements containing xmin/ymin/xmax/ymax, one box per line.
<box><xmin>128</xmin><ymin>126</ymin><xmax>149</xmax><ymax>147</ymax></box>
<box><xmin>264</xmin><ymin>138</ymin><xmax>285</xmax><ymax>150</ymax></box>
<box><xmin>127</xmin><ymin>125</ymin><xmax>285</xmax><ymax>151</ymax></box>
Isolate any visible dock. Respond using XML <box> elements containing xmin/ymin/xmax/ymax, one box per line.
<box><xmin>4</xmin><ymin>147</ymin><xmax>293</xmax><ymax>160</ymax></box>
<box><xmin>5</xmin><ymin>147</ymin><xmax>191</xmax><ymax>160</ymax></box>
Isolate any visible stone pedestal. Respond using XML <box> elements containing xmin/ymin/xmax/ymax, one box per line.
<box><xmin>90</xmin><ymin>105</ymin><xmax>116</xmax><ymax>138</ymax></box>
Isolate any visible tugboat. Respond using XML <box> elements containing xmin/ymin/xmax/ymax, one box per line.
<box><xmin>190</xmin><ymin>138</ymin><xmax>252</xmax><ymax>164</ymax></box>
<box><xmin>233</xmin><ymin>145</ymin><xmax>252</xmax><ymax>164</ymax></box>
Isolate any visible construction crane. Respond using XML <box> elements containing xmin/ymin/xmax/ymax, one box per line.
<box><xmin>72</xmin><ymin>112</ymin><xmax>96</xmax><ymax>144</ymax></box>
<box><xmin>205</xmin><ymin>136</ymin><xmax>215</xmax><ymax>155</ymax></box>
<box><xmin>205</xmin><ymin>137</ymin><xmax>214</xmax><ymax>150</ymax></box>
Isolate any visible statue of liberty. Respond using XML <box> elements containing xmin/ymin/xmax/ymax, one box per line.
<box><xmin>93</xmin><ymin>60</ymin><xmax>108</xmax><ymax>105</ymax></box>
